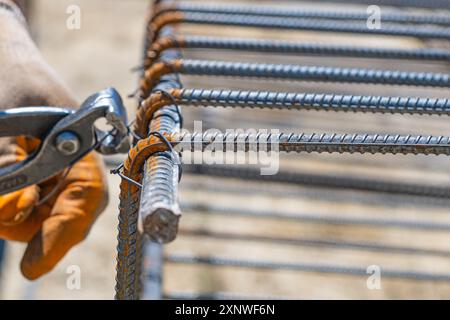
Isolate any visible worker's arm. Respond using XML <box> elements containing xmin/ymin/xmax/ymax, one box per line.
<box><xmin>0</xmin><ymin>0</ymin><xmax>108</xmax><ymax>280</ymax></box>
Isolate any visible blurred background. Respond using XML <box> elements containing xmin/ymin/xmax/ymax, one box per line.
<box><xmin>1</xmin><ymin>0</ymin><xmax>450</xmax><ymax>299</ymax></box>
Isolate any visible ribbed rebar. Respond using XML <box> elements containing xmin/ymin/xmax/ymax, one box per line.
<box><xmin>180</xmin><ymin>229</ymin><xmax>450</xmax><ymax>258</ymax></box>
<box><xmin>115</xmin><ymin>192</ymin><xmax>140</xmax><ymax>300</ymax></box>
<box><xmin>288</xmin><ymin>0</ymin><xmax>450</xmax><ymax>10</ymax></box>
<box><xmin>140</xmin><ymin>152</ymin><xmax>181</xmax><ymax>244</ymax></box>
<box><xmin>0</xmin><ymin>240</ymin><xmax>5</xmax><ymax>278</ymax></box>
<box><xmin>141</xmin><ymin>241</ymin><xmax>164</xmax><ymax>300</ymax></box>
<box><xmin>154</xmin><ymin>3</ymin><xmax>450</xmax><ymax>26</ymax></box>
<box><xmin>182</xmin><ymin>202</ymin><xmax>450</xmax><ymax>231</ymax></box>
<box><xmin>166</xmin><ymin>254</ymin><xmax>450</xmax><ymax>282</ymax></box>
<box><xmin>115</xmin><ymin>18</ymin><xmax>182</xmax><ymax>302</ymax></box>
<box><xmin>164</xmin><ymin>291</ymin><xmax>288</xmax><ymax>300</ymax></box>
<box><xmin>176</xmin><ymin>88</ymin><xmax>450</xmax><ymax>115</ymax></box>
<box><xmin>183</xmin><ymin>164</ymin><xmax>450</xmax><ymax>199</ymax></box>
<box><xmin>171</xmin><ymin>132</ymin><xmax>450</xmax><ymax>156</ymax></box>
<box><xmin>183</xmin><ymin>36</ymin><xmax>450</xmax><ymax>62</ymax></box>
<box><xmin>179</xmin><ymin>60</ymin><xmax>450</xmax><ymax>88</ymax></box>
<box><xmin>162</xmin><ymin>12</ymin><xmax>450</xmax><ymax>40</ymax></box>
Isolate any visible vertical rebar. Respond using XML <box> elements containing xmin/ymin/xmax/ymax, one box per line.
<box><xmin>141</xmin><ymin>241</ymin><xmax>164</xmax><ymax>300</ymax></box>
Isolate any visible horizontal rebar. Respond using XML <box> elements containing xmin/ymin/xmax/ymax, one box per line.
<box><xmin>180</xmin><ymin>228</ymin><xmax>450</xmax><ymax>258</ymax></box>
<box><xmin>288</xmin><ymin>0</ymin><xmax>450</xmax><ymax>10</ymax></box>
<box><xmin>182</xmin><ymin>202</ymin><xmax>450</xmax><ymax>231</ymax></box>
<box><xmin>176</xmin><ymin>88</ymin><xmax>450</xmax><ymax>115</ymax></box>
<box><xmin>180</xmin><ymin>60</ymin><xmax>450</xmax><ymax>87</ymax></box>
<box><xmin>170</xmin><ymin>132</ymin><xmax>450</xmax><ymax>156</ymax></box>
<box><xmin>155</xmin><ymin>3</ymin><xmax>450</xmax><ymax>26</ymax></box>
<box><xmin>164</xmin><ymin>291</ymin><xmax>288</xmax><ymax>300</ymax></box>
<box><xmin>183</xmin><ymin>165</ymin><xmax>450</xmax><ymax>199</ymax></box>
<box><xmin>178</xmin><ymin>12</ymin><xmax>450</xmax><ymax>40</ymax></box>
<box><xmin>166</xmin><ymin>254</ymin><xmax>450</xmax><ymax>282</ymax></box>
<box><xmin>182</xmin><ymin>36</ymin><xmax>450</xmax><ymax>61</ymax></box>
<box><xmin>142</xmin><ymin>60</ymin><xmax>450</xmax><ymax>94</ymax></box>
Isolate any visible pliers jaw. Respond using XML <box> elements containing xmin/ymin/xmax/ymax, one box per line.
<box><xmin>0</xmin><ymin>87</ymin><xmax>130</xmax><ymax>195</ymax></box>
<box><xmin>82</xmin><ymin>87</ymin><xmax>130</xmax><ymax>155</ymax></box>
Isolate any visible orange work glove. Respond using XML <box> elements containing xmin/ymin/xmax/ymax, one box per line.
<box><xmin>0</xmin><ymin>0</ymin><xmax>108</xmax><ymax>279</ymax></box>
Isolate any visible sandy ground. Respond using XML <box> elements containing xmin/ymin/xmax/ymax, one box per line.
<box><xmin>1</xmin><ymin>0</ymin><xmax>450</xmax><ymax>299</ymax></box>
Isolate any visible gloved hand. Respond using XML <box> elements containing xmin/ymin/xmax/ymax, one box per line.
<box><xmin>0</xmin><ymin>0</ymin><xmax>108</xmax><ymax>280</ymax></box>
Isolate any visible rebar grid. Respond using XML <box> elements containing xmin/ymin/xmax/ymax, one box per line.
<box><xmin>115</xmin><ymin>0</ymin><xmax>450</xmax><ymax>300</ymax></box>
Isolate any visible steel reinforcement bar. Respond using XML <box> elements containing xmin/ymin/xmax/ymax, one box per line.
<box><xmin>140</xmin><ymin>59</ymin><xmax>450</xmax><ymax>97</ymax></box>
<box><xmin>115</xmin><ymin>22</ymin><xmax>183</xmax><ymax>300</ymax></box>
<box><xmin>153</xmin><ymin>0</ymin><xmax>450</xmax><ymax>10</ymax></box>
<box><xmin>166</xmin><ymin>131</ymin><xmax>450</xmax><ymax>156</ymax></box>
<box><xmin>144</xmin><ymin>36</ymin><xmax>450</xmax><ymax>69</ymax></box>
<box><xmin>287</xmin><ymin>0</ymin><xmax>450</xmax><ymax>10</ymax></box>
<box><xmin>166</xmin><ymin>254</ymin><xmax>450</xmax><ymax>282</ymax></box>
<box><xmin>152</xmin><ymin>3</ymin><xmax>450</xmax><ymax>26</ymax></box>
<box><xmin>148</xmin><ymin>12</ymin><xmax>450</xmax><ymax>44</ymax></box>
<box><xmin>179</xmin><ymin>228</ymin><xmax>450</xmax><ymax>258</ymax></box>
<box><xmin>183</xmin><ymin>164</ymin><xmax>450</xmax><ymax>199</ymax></box>
<box><xmin>135</xmin><ymin>88</ymin><xmax>450</xmax><ymax>138</ymax></box>
<box><xmin>181</xmin><ymin>202</ymin><xmax>450</xmax><ymax>232</ymax></box>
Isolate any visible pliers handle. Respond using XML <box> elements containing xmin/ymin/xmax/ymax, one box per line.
<box><xmin>0</xmin><ymin>87</ymin><xmax>130</xmax><ymax>195</ymax></box>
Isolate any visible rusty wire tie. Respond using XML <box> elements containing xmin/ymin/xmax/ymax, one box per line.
<box><xmin>111</xmin><ymin>131</ymin><xmax>182</xmax><ymax>186</ymax></box>
<box><xmin>149</xmin><ymin>89</ymin><xmax>184</xmax><ymax>130</ymax></box>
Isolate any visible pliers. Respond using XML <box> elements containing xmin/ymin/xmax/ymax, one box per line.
<box><xmin>0</xmin><ymin>87</ymin><xmax>130</xmax><ymax>195</ymax></box>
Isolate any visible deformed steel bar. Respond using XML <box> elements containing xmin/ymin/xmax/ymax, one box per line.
<box><xmin>176</xmin><ymin>89</ymin><xmax>450</xmax><ymax>115</ymax></box>
<box><xmin>183</xmin><ymin>165</ymin><xmax>450</xmax><ymax>199</ymax></box>
<box><xmin>148</xmin><ymin>12</ymin><xmax>450</xmax><ymax>43</ymax></box>
<box><xmin>182</xmin><ymin>202</ymin><xmax>450</xmax><ymax>231</ymax></box>
<box><xmin>136</xmin><ymin>88</ymin><xmax>450</xmax><ymax>138</ymax></box>
<box><xmin>140</xmin><ymin>59</ymin><xmax>450</xmax><ymax>96</ymax></box>
<box><xmin>164</xmin><ymin>291</ymin><xmax>289</xmax><ymax>300</ymax></box>
<box><xmin>138</xmin><ymin>27</ymin><xmax>183</xmax><ymax>245</ymax></box>
<box><xmin>152</xmin><ymin>3</ymin><xmax>450</xmax><ymax>26</ymax></box>
<box><xmin>115</xmin><ymin>28</ymin><xmax>182</xmax><ymax>302</ymax></box>
<box><xmin>140</xmin><ymin>151</ymin><xmax>181</xmax><ymax>244</ymax></box>
<box><xmin>0</xmin><ymin>240</ymin><xmax>5</xmax><ymax>277</ymax></box>
<box><xmin>145</xmin><ymin>88</ymin><xmax>450</xmax><ymax>116</ymax></box>
<box><xmin>290</xmin><ymin>0</ymin><xmax>450</xmax><ymax>10</ymax></box>
<box><xmin>180</xmin><ymin>179</ymin><xmax>450</xmax><ymax>209</ymax></box>
<box><xmin>166</xmin><ymin>254</ymin><xmax>450</xmax><ymax>282</ymax></box>
<box><xmin>154</xmin><ymin>0</ymin><xmax>450</xmax><ymax>10</ymax></box>
<box><xmin>169</xmin><ymin>132</ymin><xmax>450</xmax><ymax>156</ymax></box>
<box><xmin>144</xmin><ymin>36</ymin><xmax>450</xmax><ymax>69</ymax></box>
<box><xmin>141</xmin><ymin>241</ymin><xmax>164</xmax><ymax>300</ymax></box>
<box><xmin>179</xmin><ymin>229</ymin><xmax>450</xmax><ymax>258</ymax></box>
